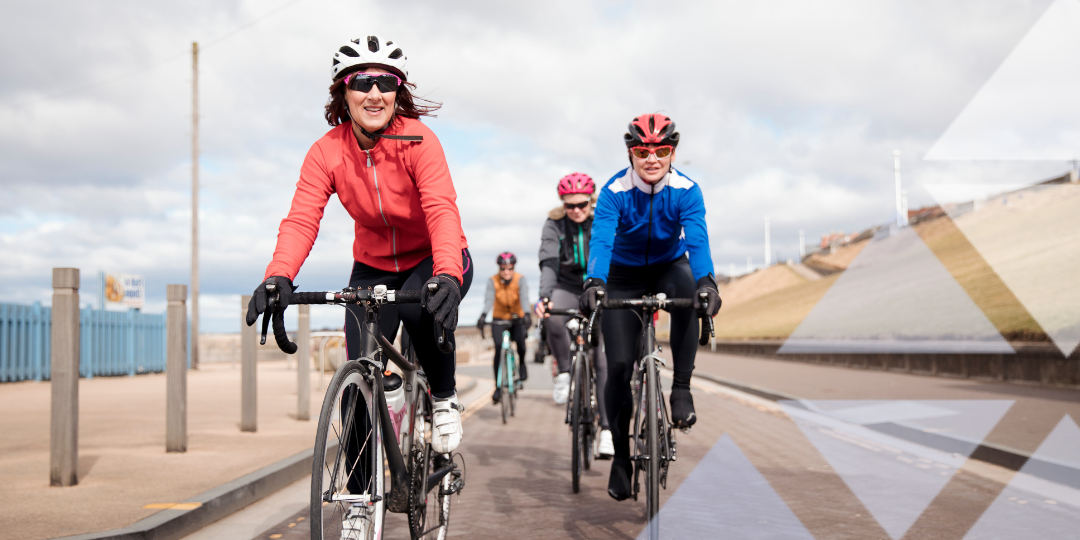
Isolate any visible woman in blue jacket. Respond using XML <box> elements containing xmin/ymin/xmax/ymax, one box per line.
<box><xmin>580</xmin><ymin>113</ymin><xmax>721</xmax><ymax>500</ymax></box>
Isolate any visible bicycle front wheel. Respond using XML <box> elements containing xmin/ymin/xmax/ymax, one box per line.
<box><xmin>570</xmin><ymin>352</ymin><xmax>584</xmax><ymax>493</ymax></box>
<box><xmin>644</xmin><ymin>356</ymin><xmax>661</xmax><ymax>531</ymax></box>
<box><xmin>499</xmin><ymin>357</ymin><xmax>509</xmax><ymax>424</ymax></box>
<box><xmin>311</xmin><ymin>361</ymin><xmax>385</xmax><ymax>540</ymax></box>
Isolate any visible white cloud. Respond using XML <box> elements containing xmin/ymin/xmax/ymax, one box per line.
<box><xmin>0</xmin><ymin>0</ymin><xmax>1069</xmax><ymax>330</ymax></box>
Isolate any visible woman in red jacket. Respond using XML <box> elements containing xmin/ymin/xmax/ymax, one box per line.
<box><xmin>246</xmin><ymin>36</ymin><xmax>472</xmax><ymax>456</ymax></box>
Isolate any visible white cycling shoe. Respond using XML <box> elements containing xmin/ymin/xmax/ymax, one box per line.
<box><xmin>552</xmin><ymin>372</ymin><xmax>571</xmax><ymax>405</ymax></box>
<box><xmin>597</xmin><ymin>429</ymin><xmax>614</xmax><ymax>459</ymax></box>
<box><xmin>341</xmin><ymin>504</ymin><xmax>373</xmax><ymax>539</ymax></box>
<box><xmin>432</xmin><ymin>394</ymin><xmax>463</xmax><ymax>454</ymax></box>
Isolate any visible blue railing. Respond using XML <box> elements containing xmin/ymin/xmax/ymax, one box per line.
<box><xmin>0</xmin><ymin>302</ymin><xmax>167</xmax><ymax>382</ymax></box>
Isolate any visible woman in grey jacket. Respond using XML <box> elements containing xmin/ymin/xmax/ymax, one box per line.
<box><xmin>535</xmin><ymin>173</ymin><xmax>613</xmax><ymax>459</ymax></box>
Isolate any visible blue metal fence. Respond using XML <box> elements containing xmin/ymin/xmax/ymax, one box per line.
<box><xmin>0</xmin><ymin>302</ymin><xmax>167</xmax><ymax>382</ymax></box>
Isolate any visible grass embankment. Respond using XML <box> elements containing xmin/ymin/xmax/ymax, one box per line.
<box><xmin>713</xmin><ymin>216</ymin><xmax>1048</xmax><ymax>341</ymax></box>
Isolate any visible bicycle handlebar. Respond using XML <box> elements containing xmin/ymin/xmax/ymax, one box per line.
<box><xmin>593</xmin><ymin>292</ymin><xmax>716</xmax><ymax>346</ymax></box>
<box><xmin>545</xmin><ymin>308</ymin><xmax>584</xmax><ymax>317</ymax></box>
<box><xmin>262</xmin><ymin>285</ymin><xmax>453</xmax><ymax>356</ymax></box>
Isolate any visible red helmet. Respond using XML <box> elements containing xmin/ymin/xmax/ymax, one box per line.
<box><xmin>496</xmin><ymin>252</ymin><xmax>516</xmax><ymax>266</ymax></box>
<box><xmin>557</xmin><ymin>173</ymin><xmax>594</xmax><ymax>196</ymax></box>
<box><xmin>624</xmin><ymin>113</ymin><xmax>679</xmax><ymax>148</ymax></box>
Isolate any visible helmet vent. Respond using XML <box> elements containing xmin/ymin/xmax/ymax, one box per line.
<box><xmin>648</xmin><ymin>116</ymin><xmax>655</xmax><ymax>133</ymax></box>
<box><xmin>338</xmin><ymin>46</ymin><xmax>359</xmax><ymax>58</ymax></box>
<box><xmin>332</xmin><ymin>58</ymin><xmax>340</xmax><ymax>66</ymax></box>
<box><xmin>388</xmin><ymin>48</ymin><xmax>403</xmax><ymax>59</ymax></box>
<box><xmin>367</xmin><ymin>36</ymin><xmax>380</xmax><ymax>53</ymax></box>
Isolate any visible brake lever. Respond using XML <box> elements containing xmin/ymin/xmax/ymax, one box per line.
<box><xmin>587</xmin><ymin>290</ymin><xmax>604</xmax><ymax>347</ymax></box>
<box><xmin>429</xmin><ymin>281</ymin><xmax>455</xmax><ymax>354</ymax></box>
<box><xmin>260</xmin><ymin>282</ymin><xmax>277</xmax><ymax>346</ymax></box>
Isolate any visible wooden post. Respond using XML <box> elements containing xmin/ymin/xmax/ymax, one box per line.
<box><xmin>50</xmin><ymin>268</ymin><xmax>79</xmax><ymax>487</ymax></box>
<box><xmin>241</xmin><ymin>295</ymin><xmax>256</xmax><ymax>432</ymax></box>
<box><xmin>298</xmin><ymin>304</ymin><xmax>310</xmax><ymax>421</ymax></box>
<box><xmin>166</xmin><ymin>285</ymin><xmax>188</xmax><ymax>452</ymax></box>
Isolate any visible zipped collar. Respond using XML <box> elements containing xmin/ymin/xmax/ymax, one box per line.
<box><xmin>629</xmin><ymin>167</ymin><xmax>672</xmax><ymax>195</ymax></box>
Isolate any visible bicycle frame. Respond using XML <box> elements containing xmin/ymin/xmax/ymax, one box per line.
<box><xmin>496</xmin><ymin>329</ymin><xmax>517</xmax><ymax>394</ymax></box>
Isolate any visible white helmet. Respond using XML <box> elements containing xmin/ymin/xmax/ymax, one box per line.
<box><xmin>332</xmin><ymin>36</ymin><xmax>408</xmax><ymax>82</ymax></box>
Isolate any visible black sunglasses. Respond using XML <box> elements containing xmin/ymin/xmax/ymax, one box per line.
<box><xmin>563</xmin><ymin>201</ymin><xmax>589</xmax><ymax>210</ymax></box>
<box><xmin>344</xmin><ymin>72</ymin><xmax>401</xmax><ymax>93</ymax></box>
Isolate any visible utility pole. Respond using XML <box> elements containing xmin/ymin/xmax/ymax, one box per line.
<box><xmin>191</xmin><ymin>42</ymin><xmax>200</xmax><ymax>369</ymax></box>
<box><xmin>799</xmin><ymin>230</ymin><xmax>806</xmax><ymax>260</ymax></box>
<box><xmin>764</xmin><ymin>215</ymin><xmax>771</xmax><ymax>267</ymax></box>
<box><xmin>901</xmin><ymin>189</ymin><xmax>909</xmax><ymax>225</ymax></box>
<box><xmin>893</xmin><ymin>150</ymin><xmax>904</xmax><ymax>227</ymax></box>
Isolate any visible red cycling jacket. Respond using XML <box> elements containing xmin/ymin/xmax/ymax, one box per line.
<box><xmin>264</xmin><ymin>117</ymin><xmax>468</xmax><ymax>283</ymax></box>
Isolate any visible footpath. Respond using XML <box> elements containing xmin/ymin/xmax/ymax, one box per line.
<box><xmin>691</xmin><ymin>350</ymin><xmax>1080</xmax><ymax>459</ymax></box>
<box><xmin>0</xmin><ymin>361</ymin><xmax>480</xmax><ymax>540</ymax></box>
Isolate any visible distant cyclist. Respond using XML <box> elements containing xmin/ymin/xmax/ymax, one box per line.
<box><xmin>534</xmin><ymin>173</ymin><xmax>614</xmax><ymax>459</ymax></box>
<box><xmin>580</xmin><ymin>113</ymin><xmax>721</xmax><ymax>500</ymax></box>
<box><xmin>477</xmin><ymin>252</ymin><xmax>531</xmax><ymax>404</ymax></box>
<box><xmin>245</xmin><ymin>35</ymin><xmax>472</xmax><ymax>463</ymax></box>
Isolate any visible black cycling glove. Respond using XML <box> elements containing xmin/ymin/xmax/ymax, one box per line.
<box><xmin>476</xmin><ymin>313</ymin><xmax>486</xmax><ymax>338</ymax></box>
<box><xmin>693</xmin><ymin>275</ymin><xmax>722</xmax><ymax>318</ymax></box>
<box><xmin>523</xmin><ymin>312</ymin><xmax>533</xmax><ymax>328</ymax></box>
<box><xmin>422</xmin><ymin>274</ymin><xmax>461</xmax><ymax>332</ymax></box>
<box><xmin>245</xmin><ymin>276</ymin><xmax>294</xmax><ymax>326</ymax></box>
<box><xmin>579</xmin><ymin>278</ymin><xmax>606</xmax><ymax>315</ymax></box>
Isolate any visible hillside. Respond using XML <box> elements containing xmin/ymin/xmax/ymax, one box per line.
<box><xmin>712</xmin><ymin>212</ymin><xmax>1051</xmax><ymax>342</ymax></box>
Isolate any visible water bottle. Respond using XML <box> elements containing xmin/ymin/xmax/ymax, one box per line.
<box><xmin>383</xmin><ymin>371</ymin><xmax>406</xmax><ymax>440</ymax></box>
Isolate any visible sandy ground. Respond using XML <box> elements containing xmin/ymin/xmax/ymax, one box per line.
<box><xmin>1</xmin><ymin>362</ymin><xmax>323</xmax><ymax>540</ymax></box>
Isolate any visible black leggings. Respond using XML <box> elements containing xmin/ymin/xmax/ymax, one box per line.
<box><xmin>491</xmin><ymin>319</ymin><xmax>528</xmax><ymax>382</ymax></box>
<box><xmin>602</xmin><ymin>256</ymin><xmax>697</xmax><ymax>460</ymax></box>
<box><xmin>344</xmin><ymin>249</ymin><xmax>474</xmax><ymax>399</ymax></box>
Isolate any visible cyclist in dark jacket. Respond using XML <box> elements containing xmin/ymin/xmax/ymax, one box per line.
<box><xmin>535</xmin><ymin>173</ymin><xmax>613</xmax><ymax>459</ymax></box>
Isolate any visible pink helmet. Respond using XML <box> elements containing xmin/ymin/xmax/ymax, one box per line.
<box><xmin>557</xmin><ymin>173</ymin><xmax>595</xmax><ymax>196</ymax></box>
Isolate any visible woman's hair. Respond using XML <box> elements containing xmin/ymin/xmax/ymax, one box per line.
<box><xmin>324</xmin><ymin>73</ymin><xmax>441</xmax><ymax>126</ymax></box>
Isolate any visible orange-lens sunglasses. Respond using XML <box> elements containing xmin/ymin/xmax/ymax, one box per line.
<box><xmin>630</xmin><ymin>145</ymin><xmax>673</xmax><ymax>159</ymax></box>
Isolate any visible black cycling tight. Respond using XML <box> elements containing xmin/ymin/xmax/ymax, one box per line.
<box><xmin>344</xmin><ymin>249</ymin><xmax>474</xmax><ymax>399</ymax></box>
<box><xmin>602</xmin><ymin>256</ymin><xmax>697</xmax><ymax>460</ymax></box>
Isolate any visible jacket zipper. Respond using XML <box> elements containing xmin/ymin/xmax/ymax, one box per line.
<box><xmin>365</xmin><ymin>149</ymin><xmax>399</xmax><ymax>272</ymax></box>
<box><xmin>645</xmin><ymin>183</ymin><xmax>655</xmax><ymax>267</ymax></box>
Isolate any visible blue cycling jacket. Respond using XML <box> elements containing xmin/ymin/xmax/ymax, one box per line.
<box><xmin>587</xmin><ymin>167</ymin><xmax>714</xmax><ymax>283</ymax></box>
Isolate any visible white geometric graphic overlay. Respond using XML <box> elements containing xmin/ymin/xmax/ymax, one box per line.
<box><xmin>637</xmin><ymin>434</ymin><xmax>815</xmax><ymax>540</ymax></box>
<box><xmin>926</xmin><ymin>0</ymin><xmax>1080</xmax><ymax>161</ymax></box>
<box><xmin>780</xmin><ymin>226</ymin><xmax>1013</xmax><ymax>354</ymax></box>
<box><xmin>781</xmin><ymin>400</ymin><xmax>1014</xmax><ymax>540</ymax></box>
<box><xmin>925</xmin><ymin>183</ymin><xmax>1080</xmax><ymax>356</ymax></box>
<box><xmin>963</xmin><ymin>415</ymin><xmax>1080</xmax><ymax>539</ymax></box>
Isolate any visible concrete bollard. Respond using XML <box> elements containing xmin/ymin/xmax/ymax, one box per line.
<box><xmin>298</xmin><ymin>304</ymin><xmax>310</xmax><ymax>421</ymax></box>
<box><xmin>240</xmin><ymin>295</ymin><xmax>256</xmax><ymax>432</ymax></box>
<box><xmin>50</xmin><ymin>268</ymin><xmax>80</xmax><ymax>487</ymax></box>
<box><xmin>166</xmin><ymin>285</ymin><xmax>188</xmax><ymax>452</ymax></box>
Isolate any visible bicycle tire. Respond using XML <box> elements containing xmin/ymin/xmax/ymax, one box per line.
<box><xmin>583</xmin><ymin>352</ymin><xmax>596</xmax><ymax>471</ymax></box>
<box><xmin>644</xmin><ymin>355</ymin><xmax>661</xmax><ymax>533</ymax></box>
<box><xmin>570</xmin><ymin>352</ymin><xmax>584</xmax><ymax>493</ymax></box>
<box><xmin>408</xmin><ymin>390</ymin><xmax>451</xmax><ymax>540</ymax></box>
<box><xmin>499</xmin><ymin>355</ymin><xmax>509</xmax><ymax>424</ymax></box>
<box><xmin>508</xmin><ymin>352</ymin><xmax>517</xmax><ymax>418</ymax></box>
<box><xmin>311</xmin><ymin>361</ymin><xmax>385</xmax><ymax>540</ymax></box>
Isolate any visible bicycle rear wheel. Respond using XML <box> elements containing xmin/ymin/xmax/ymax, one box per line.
<box><xmin>408</xmin><ymin>391</ymin><xmax>452</xmax><ymax>540</ymax></box>
<box><xmin>311</xmin><ymin>361</ymin><xmax>384</xmax><ymax>540</ymax></box>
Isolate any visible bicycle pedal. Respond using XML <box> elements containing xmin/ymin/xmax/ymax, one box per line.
<box><xmin>680</xmin><ymin>426</ymin><xmax>692</xmax><ymax>434</ymax></box>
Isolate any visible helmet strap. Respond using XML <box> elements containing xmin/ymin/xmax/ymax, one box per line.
<box><xmin>349</xmin><ymin>111</ymin><xmax>424</xmax><ymax>142</ymax></box>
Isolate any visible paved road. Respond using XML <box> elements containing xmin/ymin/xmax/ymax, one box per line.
<box><xmin>249</xmin><ymin>357</ymin><xmax>1080</xmax><ymax>539</ymax></box>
